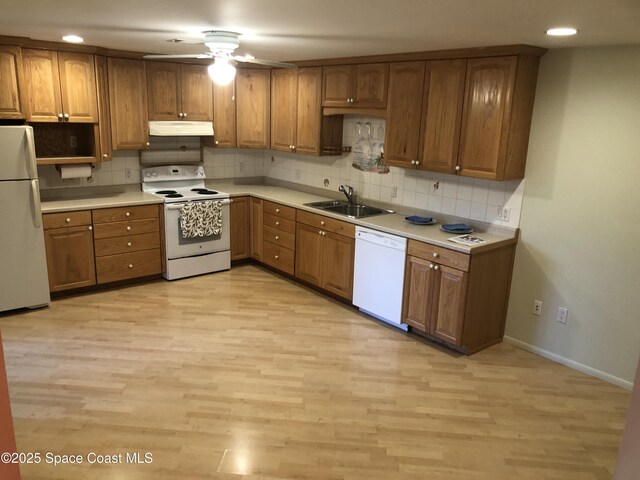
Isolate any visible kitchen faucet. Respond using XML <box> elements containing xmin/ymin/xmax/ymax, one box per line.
<box><xmin>339</xmin><ymin>184</ymin><xmax>355</xmax><ymax>205</ymax></box>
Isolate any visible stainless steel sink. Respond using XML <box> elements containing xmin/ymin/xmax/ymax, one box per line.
<box><xmin>304</xmin><ymin>200</ymin><xmax>392</xmax><ymax>218</ymax></box>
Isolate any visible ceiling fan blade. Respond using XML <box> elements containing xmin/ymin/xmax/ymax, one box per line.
<box><xmin>143</xmin><ymin>54</ymin><xmax>213</xmax><ymax>60</ymax></box>
<box><xmin>234</xmin><ymin>56</ymin><xmax>297</xmax><ymax>69</ymax></box>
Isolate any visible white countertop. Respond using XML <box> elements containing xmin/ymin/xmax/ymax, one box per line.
<box><xmin>39</xmin><ymin>181</ymin><xmax>517</xmax><ymax>254</ymax></box>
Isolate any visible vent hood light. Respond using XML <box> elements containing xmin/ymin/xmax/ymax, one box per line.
<box><xmin>545</xmin><ymin>27</ymin><xmax>578</xmax><ymax>36</ymax></box>
<box><xmin>208</xmin><ymin>57</ymin><xmax>236</xmax><ymax>86</ymax></box>
<box><xmin>62</xmin><ymin>35</ymin><xmax>84</xmax><ymax>43</ymax></box>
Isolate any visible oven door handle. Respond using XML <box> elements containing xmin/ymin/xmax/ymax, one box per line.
<box><xmin>166</xmin><ymin>199</ymin><xmax>232</xmax><ymax>210</ymax></box>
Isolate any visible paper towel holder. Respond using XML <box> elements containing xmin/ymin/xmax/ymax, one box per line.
<box><xmin>55</xmin><ymin>163</ymin><xmax>95</xmax><ymax>179</ymax></box>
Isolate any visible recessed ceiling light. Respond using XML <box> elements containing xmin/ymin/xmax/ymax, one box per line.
<box><xmin>545</xmin><ymin>27</ymin><xmax>578</xmax><ymax>36</ymax></box>
<box><xmin>62</xmin><ymin>35</ymin><xmax>84</xmax><ymax>43</ymax></box>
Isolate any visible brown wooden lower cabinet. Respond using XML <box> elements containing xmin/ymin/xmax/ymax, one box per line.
<box><xmin>295</xmin><ymin>213</ymin><xmax>354</xmax><ymax>300</ymax></box>
<box><xmin>43</xmin><ymin>212</ymin><xmax>96</xmax><ymax>292</ymax></box>
<box><xmin>261</xmin><ymin>201</ymin><xmax>296</xmax><ymax>275</ymax></box>
<box><xmin>230</xmin><ymin>196</ymin><xmax>250</xmax><ymax>261</ymax></box>
<box><xmin>403</xmin><ymin>239</ymin><xmax>515</xmax><ymax>353</ymax></box>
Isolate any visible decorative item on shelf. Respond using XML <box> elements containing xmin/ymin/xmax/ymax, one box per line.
<box><xmin>351</xmin><ymin>120</ymin><xmax>388</xmax><ymax>173</ymax></box>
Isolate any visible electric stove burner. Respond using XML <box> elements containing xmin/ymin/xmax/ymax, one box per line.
<box><xmin>165</xmin><ymin>193</ymin><xmax>184</xmax><ymax>198</ymax></box>
<box><xmin>197</xmin><ymin>190</ymin><xmax>219</xmax><ymax>195</ymax></box>
<box><xmin>191</xmin><ymin>188</ymin><xmax>209</xmax><ymax>192</ymax></box>
<box><xmin>156</xmin><ymin>190</ymin><xmax>178</xmax><ymax>194</ymax></box>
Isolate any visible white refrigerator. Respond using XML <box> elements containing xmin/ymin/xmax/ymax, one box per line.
<box><xmin>0</xmin><ymin>126</ymin><xmax>50</xmax><ymax>313</ymax></box>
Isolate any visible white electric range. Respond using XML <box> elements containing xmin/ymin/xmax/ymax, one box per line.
<box><xmin>142</xmin><ymin>165</ymin><xmax>231</xmax><ymax>280</ymax></box>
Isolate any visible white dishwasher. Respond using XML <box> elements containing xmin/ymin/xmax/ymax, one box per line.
<box><xmin>353</xmin><ymin>226</ymin><xmax>408</xmax><ymax>330</ymax></box>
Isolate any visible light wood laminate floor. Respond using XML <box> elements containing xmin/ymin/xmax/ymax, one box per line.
<box><xmin>0</xmin><ymin>264</ymin><xmax>630</xmax><ymax>480</ymax></box>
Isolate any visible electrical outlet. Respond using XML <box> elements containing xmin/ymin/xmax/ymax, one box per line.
<box><xmin>125</xmin><ymin>168</ymin><xmax>132</xmax><ymax>179</ymax></box>
<box><xmin>532</xmin><ymin>300</ymin><xmax>542</xmax><ymax>316</ymax></box>
<box><xmin>557</xmin><ymin>307</ymin><xmax>568</xmax><ymax>324</ymax></box>
<box><xmin>270</xmin><ymin>156</ymin><xmax>275</xmax><ymax>164</ymax></box>
<box><xmin>497</xmin><ymin>207</ymin><xmax>511</xmax><ymax>222</ymax></box>
<box><xmin>295</xmin><ymin>169</ymin><xmax>301</xmax><ymax>180</ymax></box>
<box><xmin>391</xmin><ymin>185</ymin><xmax>398</xmax><ymax>198</ymax></box>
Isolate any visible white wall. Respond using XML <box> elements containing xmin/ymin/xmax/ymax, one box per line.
<box><xmin>505</xmin><ymin>45</ymin><xmax>640</xmax><ymax>386</ymax></box>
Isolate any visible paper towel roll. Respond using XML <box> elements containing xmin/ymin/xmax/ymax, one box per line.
<box><xmin>59</xmin><ymin>164</ymin><xmax>92</xmax><ymax>180</ymax></box>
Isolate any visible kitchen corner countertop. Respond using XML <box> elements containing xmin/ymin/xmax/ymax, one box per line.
<box><xmin>40</xmin><ymin>188</ymin><xmax>163</xmax><ymax>213</ymax></box>
<box><xmin>206</xmin><ymin>182</ymin><xmax>518</xmax><ymax>254</ymax></box>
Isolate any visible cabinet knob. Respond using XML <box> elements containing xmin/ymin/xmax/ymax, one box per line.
<box><xmin>432</xmin><ymin>252</ymin><xmax>439</xmax><ymax>258</ymax></box>
<box><xmin>102</xmin><ymin>153</ymin><xmax>109</xmax><ymax>159</ymax></box>
<box><xmin>126</xmin><ymin>226</ymin><xmax>131</xmax><ymax>231</ymax></box>
<box><xmin>411</xmin><ymin>160</ymin><xmax>415</xmax><ymax>165</ymax></box>
<box><xmin>274</xmin><ymin>255</ymin><xmax>279</xmax><ymax>260</ymax></box>
<box><xmin>318</xmin><ymin>230</ymin><xmax>323</xmax><ymax>235</ymax></box>
<box><xmin>65</xmin><ymin>217</ymin><xmax>71</xmax><ymax>223</ymax></box>
<box><xmin>275</xmin><ymin>208</ymin><xmax>280</xmax><ymax>213</ymax></box>
<box><xmin>88</xmin><ymin>226</ymin><xmax>92</xmax><ymax>231</ymax></box>
<box><xmin>146</xmin><ymin>142</ymin><xmax>150</xmax><ymax>147</ymax></box>
<box><xmin>434</xmin><ymin>265</ymin><xmax>440</xmax><ymax>271</ymax></box>
<box><xmin>429</xmin><ymin>263</ymin><xmax>434</xmax><ymax>269</ymax></box>
<box><xmin>320</xmin><ymin>221</ymin><xmax>325</xmax><ymax>226</ymax></box>
<box><xmin>127</xmin><ymin>242</ymin><xmax>132</xmax><ymax>247</ymax></box>
<box><xmin>275</xmin><ymin>221</ymin><xmax>280</xmax><ymax>226</ymax></box>
<box><xmin>128</xmin><ymin>264</ymin><xmax>134</xmax><ymax>269</ymax></box>
<box><xmin>64</xmin><ymin>113</ymin><xmax>70</xmax><ymax>120</ymax></box>
<box><xmin>415</xmin><ymin>161</ymin><xmax>421</xmax><ymax>166</ymax></box>
<box><xmin>275</xmin><ymin>235</ymin><xmax>279</xmax><ymax>240</ymax></box>
<box><xmin>58</xmin><ymin>113</ymin><xmax>64</xmax><ymax>120</ymax></box>
<box><xmin>215</xmin><ymin>140</ymin><xmax>219</xmax><ymax>145</ymax></box>
<box><xmin>183</xmin><ymin>113</ymin><xmax>187</xmax><ymax>118</ymax></box>
<box><xmin>125</xmin><ymin>212</ymin><xmax>131</xmax><ymax>217</ymax></box>
<box><xmin>455</xmin><ymin>165</ymin><xmax>461</xmax><ymax>172</ymax></box>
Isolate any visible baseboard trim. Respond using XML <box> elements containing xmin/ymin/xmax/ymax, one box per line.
<box><xmin>503</xmin><ymin>336</ymin><xmax>633</xmax><ymax>390</ymax></box>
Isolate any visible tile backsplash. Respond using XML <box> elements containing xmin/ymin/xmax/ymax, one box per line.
<box><xmin>37</xmin><ymin>115</ymin><xmax>524</xmax><ymax>228</ymax></box>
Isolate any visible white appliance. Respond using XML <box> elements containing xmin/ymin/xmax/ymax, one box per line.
<box><xmin>148</xmin><ymin>121</ymin><xmax>213</xmax><ymax>137</ymax></box>
<box><xmin>353</xmin><ymin>226</ymin><xmax>408</xmax><ymax>330</ymax></box>
<box><xmin>0</xmin><ymin>126</ymin><xmax>50</xmax><ymax>312</ymax></box>
<box><xmin>141</xmin><ymin>165</ymin><xmax>230</xmax><ymax>280</ymax></box>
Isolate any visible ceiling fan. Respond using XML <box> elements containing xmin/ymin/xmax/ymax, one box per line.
<box><xmin>143</xmin><ymin>31</ymin><xmax>297</xmax><ymax>85</ymax></box>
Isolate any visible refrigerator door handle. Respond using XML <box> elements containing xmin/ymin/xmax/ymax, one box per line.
<box><xmin>24</xmin><ymin>127</ymin><xmax>38</xmax><ymax>179</ymax></box>
<box><xmin>30</xmin><ymin>179</ymin><xmax>42</xmax><ymax>228</ymax></box>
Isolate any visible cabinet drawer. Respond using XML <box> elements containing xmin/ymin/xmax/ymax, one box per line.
<box><xmin>43</xmin><ymin>210</ymin><xmax>92</xmax><ymax>229</ymax></box>
<box><xmin>296</xmin><ymin>210</ymin><xmax>355</xmax><ymax>238</ymax></box>
<box><xmin>94</xmin><ymin>232</ymin><xmax>160</xmax><ymax>257</ymax></box>
<box><xmin>263</xmin><ymin>225</ymin><xmax>296</xmax><ymax>250</ymax></box>
<box><xmin>262</xmin><ymin>240</ymin><xmax>295</xmax><ymax>275</ymax></box>
<box><xmin>96</xmin><ymin>248</ymin><xmax>161</xmax><ymax>284</ymax></box>
<box><xmin>92</xmin><ymin>204</ymin><xmax>159</xmax><ymax>223</ymax></box>
<box><xmin>93</xmin><ymin>218</ymin><xmax>159</xmax><ymax>239</ymax></box>
<box><xmin>263</xmin><ymin>213</ymin><xmax>295</xmax><ymax>234</ymax></box>
<box><xmin>407</xmin><ymin>239</ymin><xmax>470</xmax><ymax>272</ymax></box>
<box><xmin>263</xmin><ymin>200</ymin><xmax>296</xmax><ymax>220</ymax></box>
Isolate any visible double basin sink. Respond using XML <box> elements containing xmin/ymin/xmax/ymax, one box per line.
<box><xmin>304</xmin><ymin>200</ymin><xmax>393</xmax><ymax>218</ymax></box>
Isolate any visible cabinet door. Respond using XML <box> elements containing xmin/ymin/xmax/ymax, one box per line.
<box><xmin>271</xmin><ymin>69</ymin><xmax>297</xmax><ymax>152</ymax></box>
<box><xmin>108</xmin><ymin>58</ymin><xmax>149</xmax><ymax>150</ymax></box>
<box><xmin>0</xmin><ymin>45</ymin><xmax>25</xmax><ymax>119</ymax></box>
<box><xmin>146</xmin><ymin>61</ymin><xmax>180</xmax><ymax>120</ymax></box>
<box><xmin>354</xmin><ymin>63</ymin><xmax>388</xmax><ymax>108</ymax></box>
<box><xmin>213</xmin><ymin>81</ymin><xmax>236</xmax><ymax>147</ymax></box>
<box><xmin>294</xmin><ymin>223</ymin><xmax>322</xmax><ymax>286</ymax></box>
<box><xmin>250</xmin><ymin>197</ymin><xmax>263</xmax><ymax>260</ymax></box>
<box><xmin>458</xmin><ymin>56</ymin><xmax>517</xmax><ymax>180</ymax></box>
<box><xmin>321</xmin><ymin>232</ymin><xmax>354</xmax><ymax>300</ymax></box>
<box><xmin>431</xmin><ymin>265</ymin><xmax>468</xmax><ymax>345</ymax></box>
<box><xmin>57</xmin><ymin>52</ymin><xmax>98</xmax><ymax>122</ymax></box>
<box><xmin>94</xmin><ymin>56</ymin><xmax>113</xmax><ymax>162</ymax></box>
<box><xmin>236</xmin><ymin>69</ymin><xmax>270</xmax><ymax>148</ymax></box>
<box><xmin>44</xmin><ymin>225</ymin><xmax>96</xmax><ymax>292</ymax></box>
<box><xmin>419</xmin><ymin>59</ymin><xmax>466</xmax><ymax>173</ymax></box>
<box><xmin>230</xmin><ymin>196</ymin><xmax>250</xmax><ymax>261</ymax></box>
<box><xmin>384</xmin><ymin>61</ymin><xmax>425</xmax><ymax>168</ymax></box>
<box><xmin>181</xmin><ymin>64</ymin><xmax>212</xmax><ymax>121</ymax></box>
<box><xmin>296</xmin><ymin>67</ymin><xmax>322</xmax><ymax>155</ymax></box>
<box><xmin>322</xmin><ymin>65</ymin><xmax>354</xmax><ymax>107</ymax></box>
<box><xmin>402</xmin><ymin>255</ymin><xmax>436</xmax><ymax>331</ymax></box>
<box><xmin>22</xmin><ymin>49</ymin><xmax>63</xmax><ymax>122</ymax></box>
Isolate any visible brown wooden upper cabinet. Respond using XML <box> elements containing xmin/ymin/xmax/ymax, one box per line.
<box><xmin>0</xmin><ymin>45</ymin><xmax>26</xmax><ymax>119</ymax></box>
<box><xmin>107</xmin><ymin>58</ymin><xmax>149</xmax><ymax>150</ymax></box>
<box><xmin>212</xmin><ymin>81</ymin><xmax>236</xmax><ymax>147</ymax></box>
<box><xmin>147</xmin><ymin>62</ymin><xmax>212</xmax><ymax>121</ymax></box>
<box><xmin>236</xmin><ymin>68</ymin><xmax>270</xmax><ymax>149</ymax></box>
<box><xmin>271</xmin><ymin>69</ymin><xmax>297</xmax><ymax>152</ymax></box>
<box><xmin>322</xmin><ymin>63</ymin><xmax>388</xmax><ymax>108</ymax></box>
<box><xmin>22</xmin><ymin>49</ymin><xmax>98</xmax><ymax>123</ymax></box>
<box><xmin>94</xmin><ymin>55</ymin><xmax>113</xmax><ymax>162</ymax></box>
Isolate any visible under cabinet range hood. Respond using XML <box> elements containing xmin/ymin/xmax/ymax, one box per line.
<box><xmin>149</xmin><ymin>121</ymin><xmax>214</xmax><ymax>136</ymax></box>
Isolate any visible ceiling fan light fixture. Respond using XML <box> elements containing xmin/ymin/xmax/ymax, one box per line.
<box><xmin>208</xmin><ymin>57</ymin><xmax>236</xmax><ymax>86</ymax></box>
<box><xmin>546</xmin><ymin>27</ymin><xmax>578</xmax><ymax>36</ymax></box>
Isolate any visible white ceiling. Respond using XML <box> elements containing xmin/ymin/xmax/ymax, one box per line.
<box><xmin>1</xmin><ymin>0</ymin><xmax>639</xmax><ymax>61</ymax></box>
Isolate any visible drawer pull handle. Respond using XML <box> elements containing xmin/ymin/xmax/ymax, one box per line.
<box><xmin>429</xmin><ymin>264</ymin><xmax>434</xmax><ymax>269</ymax></box>
<box><xmin>127</xmin><ymin>242</ymin><xmax>132</xmax><ymax>247</ymax></box>
<box><xmin>126</xmin><ymin>226</ymin><xmax>131</xmax><ymax>231</ymax></box>
<box><xmin>275</xmin><ymin>208</ymin><xmax>280</xmax><ymax>213</ymax></box>
<box><xmin>432</xmin><ymin>252</ymin><xmax>439</xmax><ymax>258</ymax></box>
<box><xmin>88</xmin><ymin>226</ymin><xmax>92</xmax><ymax>231</ymax></box>
<box><xmin>65</xmin><ymin>217</ymin><xmax>71</xmax><ymax>223</ymax></box>
<box><xmin>275</xmin><ymin>235</ymin><xmax>279</xmax><ymax>240</ymax></box>
<box><xmin>434</xmin><ymin>265</ymin><xmax>440</xmax><ymax>271</ymax></box>
<box><xmin>125</xmin><ymin>212</ymin><xmax>131</xmax><ymax>217</ymax></box>
<box><xmin>275</xmin><ymin>221</ymin><xmax>280</xmax><ymax>226</ymax></box>
<box><xmin>128</xmin><ymin>264</ymin><xmax>134</xmax><ymax>269</ymax></box>
<box><xmin>274</xmin><ymin>255</ymin><xmax>279</xmax><ymax>260</ymax></box>
<box><xmin>320</xmin><ymin>221</ymin><xmax>325</xmax><ymax>226</ymax></box>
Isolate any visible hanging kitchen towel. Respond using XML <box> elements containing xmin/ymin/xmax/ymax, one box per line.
<box><xmin>180</xmin><ymin>201</ymin><xmax>223</xmax><ymax>238</ymax></box>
